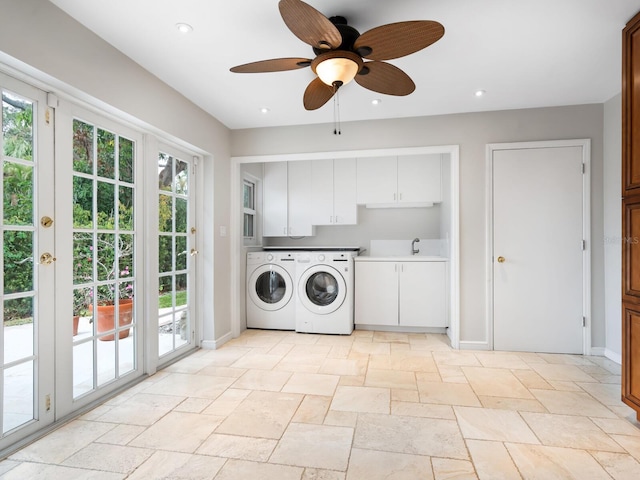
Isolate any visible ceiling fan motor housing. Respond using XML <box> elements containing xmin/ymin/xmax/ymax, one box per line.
<box><xmin>313</xmin><ymin>17</ymin><xmax>362</xmax><ymax>55</ymax></box>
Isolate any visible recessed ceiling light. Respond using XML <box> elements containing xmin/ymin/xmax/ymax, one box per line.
<box><xmin>475</xmin><ymin>90</ymin><xmax>486</xmax><ymax>97</ymax></box>
<box><xmin>260</xmin><ymin>107</ymin><xmax>270</xmax><ymax>114</ymax></box>
<box><xmin>175</xmin><ymin>23</ymin><xmax>193</xmax><ymax>34</ymax></box>
<box><xmin>372</xmin><ymin>99</ymin><xmax>382</xmax><ymax>106</ymax></box>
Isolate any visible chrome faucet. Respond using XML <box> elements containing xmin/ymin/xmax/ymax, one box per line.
<box><xmin>411</xmin><ymin>238</ymin><xmax>420</xmax><ymax>255</ymax></box>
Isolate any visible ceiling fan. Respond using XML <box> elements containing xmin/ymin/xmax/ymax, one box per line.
<box><xmin>230</xmin><ymin>0</ymin><xmax>445</xmax><ymax>111</ymax></box>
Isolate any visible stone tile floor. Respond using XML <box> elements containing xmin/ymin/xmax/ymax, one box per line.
<box><xmin>1</xmin><ymin>329</ymin><xmax>640</xmax><ymax>479</ymax></box>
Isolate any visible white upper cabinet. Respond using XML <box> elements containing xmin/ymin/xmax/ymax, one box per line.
<box><xmin>263</xmin><ymin>162</ymin><xmax>288</xmax><ymax>237</ymax></box>
<box><xmin>311</xmin><ymin>158</ymin><xmax>357</xmax><ymax>226</ymax></box>
<box><xmin>263</xmin><ymin>161</ymin><xmax>315</xmax><ymax>237</ymax></box>
<box><xmin>398</xmin><ymin>154</ymin><xmax>442</xmax><ymax>204</ymax></box>
<box><xmin>356</xmin><ymin>156</ymin><xmax>397</xmax><ymax>204</ymax></box>
<box><xmin>356</xmin><ymin>154</ymin><xmax>442</xmax><ymax>206</ymax></box>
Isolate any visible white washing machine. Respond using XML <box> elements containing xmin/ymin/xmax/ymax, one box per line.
<box><xmin>246</xmin><ymin>251</ymin><xmax>297</xmax><ymax>330</ymax></box>
<box><xmin>295</xmin><ymin>250</ymin><xmax>358</xmax><ymax>334</ymax></box>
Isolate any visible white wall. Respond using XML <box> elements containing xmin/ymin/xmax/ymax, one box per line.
<box><xmin>231</xmin><ymin>105</ymin><xmax>605</xmax><ymax>347</ymax></box>
<box><xmin>603</xmin><ymin>94</ymin><xmax>622</xmax><ymax>362</ymax></box>
<box><xmin>0</xmin><ymin>0</ymin><xmax>233</xmax><ymax>345</ymax></box>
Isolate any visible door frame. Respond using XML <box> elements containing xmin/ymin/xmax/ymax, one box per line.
<box><xmin>486</xmin><ymin>139</ymin><xmax>591</xmax><ymax>354</ymax></box>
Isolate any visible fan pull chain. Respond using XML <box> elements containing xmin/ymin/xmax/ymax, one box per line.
<box><xmin>333</xmin><ymin>83</ymin><xmax>342</xmax><ymax>135</ymax></box>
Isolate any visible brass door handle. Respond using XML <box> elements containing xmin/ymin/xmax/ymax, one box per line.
<box><xmin>497</xmin><ymin>256</ymin><xmax>505</xmax><ymax>263</ymax></box>
<box><xmin>190</xmin><ymin>248</ymin><xmax>199</xmax><ymax>257</ymax></box>
<box><xmin>40</xmin><ymin>252</ymin><xmax>57</xmax><ymax>265</ymax></box>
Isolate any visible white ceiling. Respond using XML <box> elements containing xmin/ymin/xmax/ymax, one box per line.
<box><xmin>49</xmin><ymin>0</ymin><xmax>638</xmax><ymax>130</ymax></box>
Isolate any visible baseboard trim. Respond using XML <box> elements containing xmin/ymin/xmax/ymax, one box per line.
<box><xmin>459</xmin><ymin>340</ymin><xmax>491</xmax><ymax>351</ymax></box>
<box><xmin>604</xmin><ymin>348</ymin><xmax>622</xmax><ymax>365</ymax></box>
<box><xmin>590</xmin><ymin>347</ymin><xmax>605</xmax><ymax>356</ymax></box>
<box><xmin>201</xmin><ymin>332</ymin><xmax>233</xmax><ymax>350</ymax></box>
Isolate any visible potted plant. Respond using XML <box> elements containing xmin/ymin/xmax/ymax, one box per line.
<box><xmin>74</xmin><ymin>232</ymin><xmax>135</xmax><ymax>341</ymax></box>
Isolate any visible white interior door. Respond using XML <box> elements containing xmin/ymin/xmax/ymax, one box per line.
<box><xmin>0</xmin><ymin>74</ymin><xmax>55</xmax><ymax>451</ymax></box>
<box><xmin>491</xmin><ymin>143</ymin><xmax>586</xmax><ymax>354</ymax></box>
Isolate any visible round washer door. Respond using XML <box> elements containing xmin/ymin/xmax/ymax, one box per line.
<box><xmin>298</xmin><ymin>265</ymin><xmax>346</xmax><ymax>314</ymax></box>
<box><xmin>248</xmin><ymin>264</ymin><xmax>293</xmax><ymax>311</ymax></box>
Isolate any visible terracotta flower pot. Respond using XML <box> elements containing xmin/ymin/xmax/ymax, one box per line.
<box><xmin>90</xmin><ymin>299</ymin><xmax>133</xmax><ymax>341</ymax></box>
<box><xmin>73</xmin><ymin>315</ymin><xmax>80</xmax><ymax>336</ymax></box>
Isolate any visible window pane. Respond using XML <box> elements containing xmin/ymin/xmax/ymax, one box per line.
<box><xmin>176</xmin><ymin>274</ymin><xmax>187</xmax><ymax>307</ymax></box>
<box><xmin>97</xmin><ymin>233</ymin><xmax>115</xmax><ymax>283</ymax></box>
<box><xmin>3</xmin><ymin>362</ymin><xmax>34</xmax><ymax>433</ymax></box>
<box><xmin>159</xmin><ymin>235</ymin><xmax>172</xmax><ymax>273</ymax></box>
<box><xmin>175</xmin><ymin>236</ymin><xmax>187</xmax><ymax>271</ymax></box>
<box><xmin>119</xmin><ymin>186</ymin><xmax>134</xmax><ymax>231</ymax></box>
<box><xmin>97</xmin><ymin>129</ymin><xmax>115</xmax><ymax>179</ymax></box>
<box><xmin>119</xmin><ymin>234</ymin><xmax>134</xmax><ymax>278</ymax></box>
<box><xmin>2</xmin><ymin>91</ymin><xmax>33</xmax><ymax>162</ymax></box>
<box><xmin>158</xmin><ymin>153</ymin><xmax>172</xmax><ymax>192</ymax></box>
<box><xmin>243</xmin><ymin>182</ymin><xmax>254</xmax><ymax>209</ymax></box>
<box><xmin>4</xmin><ymin>297</ymin><xmax>33</xmax><ymax>362</ymax></box>
<box><xmin>73</xmin><ymin>232</ymin><xmax>94</xmax><ymax>284</ymax></box>
<box><xmin>97</xmin><ymin>181</ymin><xmax>115</xmax><ymax>229</ymax></box>
<box><xmin>244</xmin><ymin>213</ymin><xmax>254</xmax><ymax>238</ymax></box>
<box><xmin>3</xmin><ymin>162</ymin><xmax>33</xmax><ymax>226</ymax></box>
<box><xmin>175</xmin><ymin>198</ymin><xmax>187</xmax><ymax>233</ymax></box>
<box><xmin>3</xmin><ymin>231</ymin><xmax>33</xmax><ymax>294</ymax></box>
<box><xmin>73</xmin><ymin>176</ymin><xmax>94</xmax><ymax>228</ymax></box>
<box><xmin>119</xmin><ymin>136</ymin><xmax>134</xmax><ymax>183</ymax></box>
<box><xmin>73</xmin><ymin>119</ymin><xmax>94</xmax><ymax>174</ymax></box>
<box><xmin>159</xmin><ymin>194</ymin><xmax>172</xmax><ymax>232</ymax></box>
<box><xmin>73</xmin><ymin>342</ymin><xmax>94</xmax><ymax>398</ymax></box>
<box><xmin>175</xmin><ymin>160</ymin><xmax>188</xmax><ymax>195</ymax></box>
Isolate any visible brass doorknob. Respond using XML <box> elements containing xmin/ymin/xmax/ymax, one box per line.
<box><xmin>497</xmin><ymin>256</ymin><xmax>505</xmax><ymax>263</ymax></box>
<box><xmin>39</xmin><ymin>252</ymin><xmax>57</xmax><ymax>265</ymax></box>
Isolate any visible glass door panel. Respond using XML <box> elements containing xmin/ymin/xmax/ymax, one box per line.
<box><xmin>0</xmin><ymin>76</ymin><xmax>55</xmax><ymax>450</ymax></box>
<box><xmin>158</xmin><ymin>151</ymin><xmax>194</xmax><ymax>359</ymax></box>
<box><xmin>71</xmin><ymin>118</ymin><xmax>138</xmax><ymax>399</ymax></box>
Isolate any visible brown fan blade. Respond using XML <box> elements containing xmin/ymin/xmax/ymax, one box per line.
<box><xmin>279</xmin><ymin>0</ymin><xmax>342</xmax><ymax>50</ymax></box>
<box><xmin>303</xmin><ymin>77</ymin><xmax>336</xmax><ymax>110</ymax></box>
<box><xmin>354</xmin><ymin>21</ymin><xmax>444</xmax><ymax>61</ymax></box>
<box><xmin>355</xmin><ymin>61</ymin><xmax>415</xmax><ymax>96</ymax></box>
<box><xmin>230</xmin><ymin>58</ymin><xmax>312</xmax><ymax>73</ymax></box>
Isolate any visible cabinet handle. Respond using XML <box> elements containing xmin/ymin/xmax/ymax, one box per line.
<box><xmin>330</xmin><ymin>216</ymin><xmax>334</xmax><ymax>224</ymax></box>
<box><xmin>399</xmin><ymin>193</ymin><xmax>403</xmax><ymax>201</ymax></box>
<box><xmin>394</xmin><ymin>193</ymin><xmax>397</xmax><ymax>201</ymax></box>
<box><xmin>334</xmin><ymin>215</ymin><xmax>339</xmax><ymax>224</ymax></box>
<box><xmin>284</xmin><ymin>227</ymin><xmax>287</xmax><ymax>235</ymax></box>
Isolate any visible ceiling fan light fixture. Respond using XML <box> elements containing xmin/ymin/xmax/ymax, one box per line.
<box><xmin>312</xmin><ymin>51</ymin><xmax>363</xmax><ymax>87</ymax></box>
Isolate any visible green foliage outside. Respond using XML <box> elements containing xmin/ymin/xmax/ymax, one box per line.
<box><xmin>3</xmin><ymin>97</ymin><xmax>189</xmax><ymax>322</ymax></box>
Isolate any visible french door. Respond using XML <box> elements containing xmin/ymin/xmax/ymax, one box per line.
<box><xmin>0</xmin><ymin>74</ymin><xmax>55</xmax><ymax>451</ymax></box>
<box><xmin>54</xmin><ymin>103</ymin><xmax>144</xmax><ymax>416</ymax></box>
<box><xmin>157</xmin><ymin>145</ymin><xmax>197</xmax><ymax>364</ymax></box>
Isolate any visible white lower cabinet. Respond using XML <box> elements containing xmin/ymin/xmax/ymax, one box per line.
<box><xmin>355</xmin><ymin>260</ymin><xmax>447</xmax><ymax>328</ymax></box>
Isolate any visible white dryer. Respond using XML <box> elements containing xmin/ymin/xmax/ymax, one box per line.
<box><xmin>295</xmin><ymin>251</ymin><xmax>357</xmax><ymax>335</ymax></box>
<box><xmin>246</xmin><ymin>251</ymin><xmax>296</xmax><ymax>330</ymax></box>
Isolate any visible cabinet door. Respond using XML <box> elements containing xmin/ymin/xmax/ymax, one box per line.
<box><xmin>355</xmin><ymin>262</ymin><xmax>399</xmax><ymax>326</ymax></box>
<box><xmin>356</xmin><ymin>156</ymin><xmax>397</xmax><ymax>204</ymax></box>
<box><xmin>398</xmin><ymin>154</ymin><xmax>441</xmax><ymax>203</ymax></box>
<box><xmin>333</xmin><ymin>158</ymin><xmax>357</xmax><ymax>224</ymax></box>
<box><xmin>288</xmin><ymin>160</ymin><xmax>314</xmax><ymax>236</ymax></box>
<box><xmin>263</xmin><ymin>162</ymin><xmax>288</xmax><ymax>236</ymax></box>
<box><xmin>310</xmin><ymin>159</ymin><xmax>334</xmax><ymax>226</ymax></box>
<box><xmin>399</xmin><ymin>262</ymin><xmax>447</xmax><ymax>327</ymax></box>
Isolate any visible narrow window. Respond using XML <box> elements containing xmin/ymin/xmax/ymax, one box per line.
<box><xmin>243</xmin><ymin>178</ymin><xmax>256</xmax><ymax>239</ymax></box>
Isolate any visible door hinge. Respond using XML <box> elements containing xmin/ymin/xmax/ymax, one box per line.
<box><xmin>582</xmin><ymin>240</ymin><xmax>586</xmax><ymax>250</ymax></box>
<box><xmin>582</xmin><ymin>316</ymin><xmax>586</xmax><ymax>327</ymax></box>
<box><xmin>582</xmin><ymin>163</ymin><xmax>586</xmax><ymax>174</ymax></box>
<box><xmin>45</xmin><ymin>394</ymin><xmax>51</xmax><ymax>411</ymax></box>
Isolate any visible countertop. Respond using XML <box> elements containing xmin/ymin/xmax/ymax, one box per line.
<box><xmin>355</xmin><ymin>255</ymin><xmax>448</xmax><ymax>262</ymax></box>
